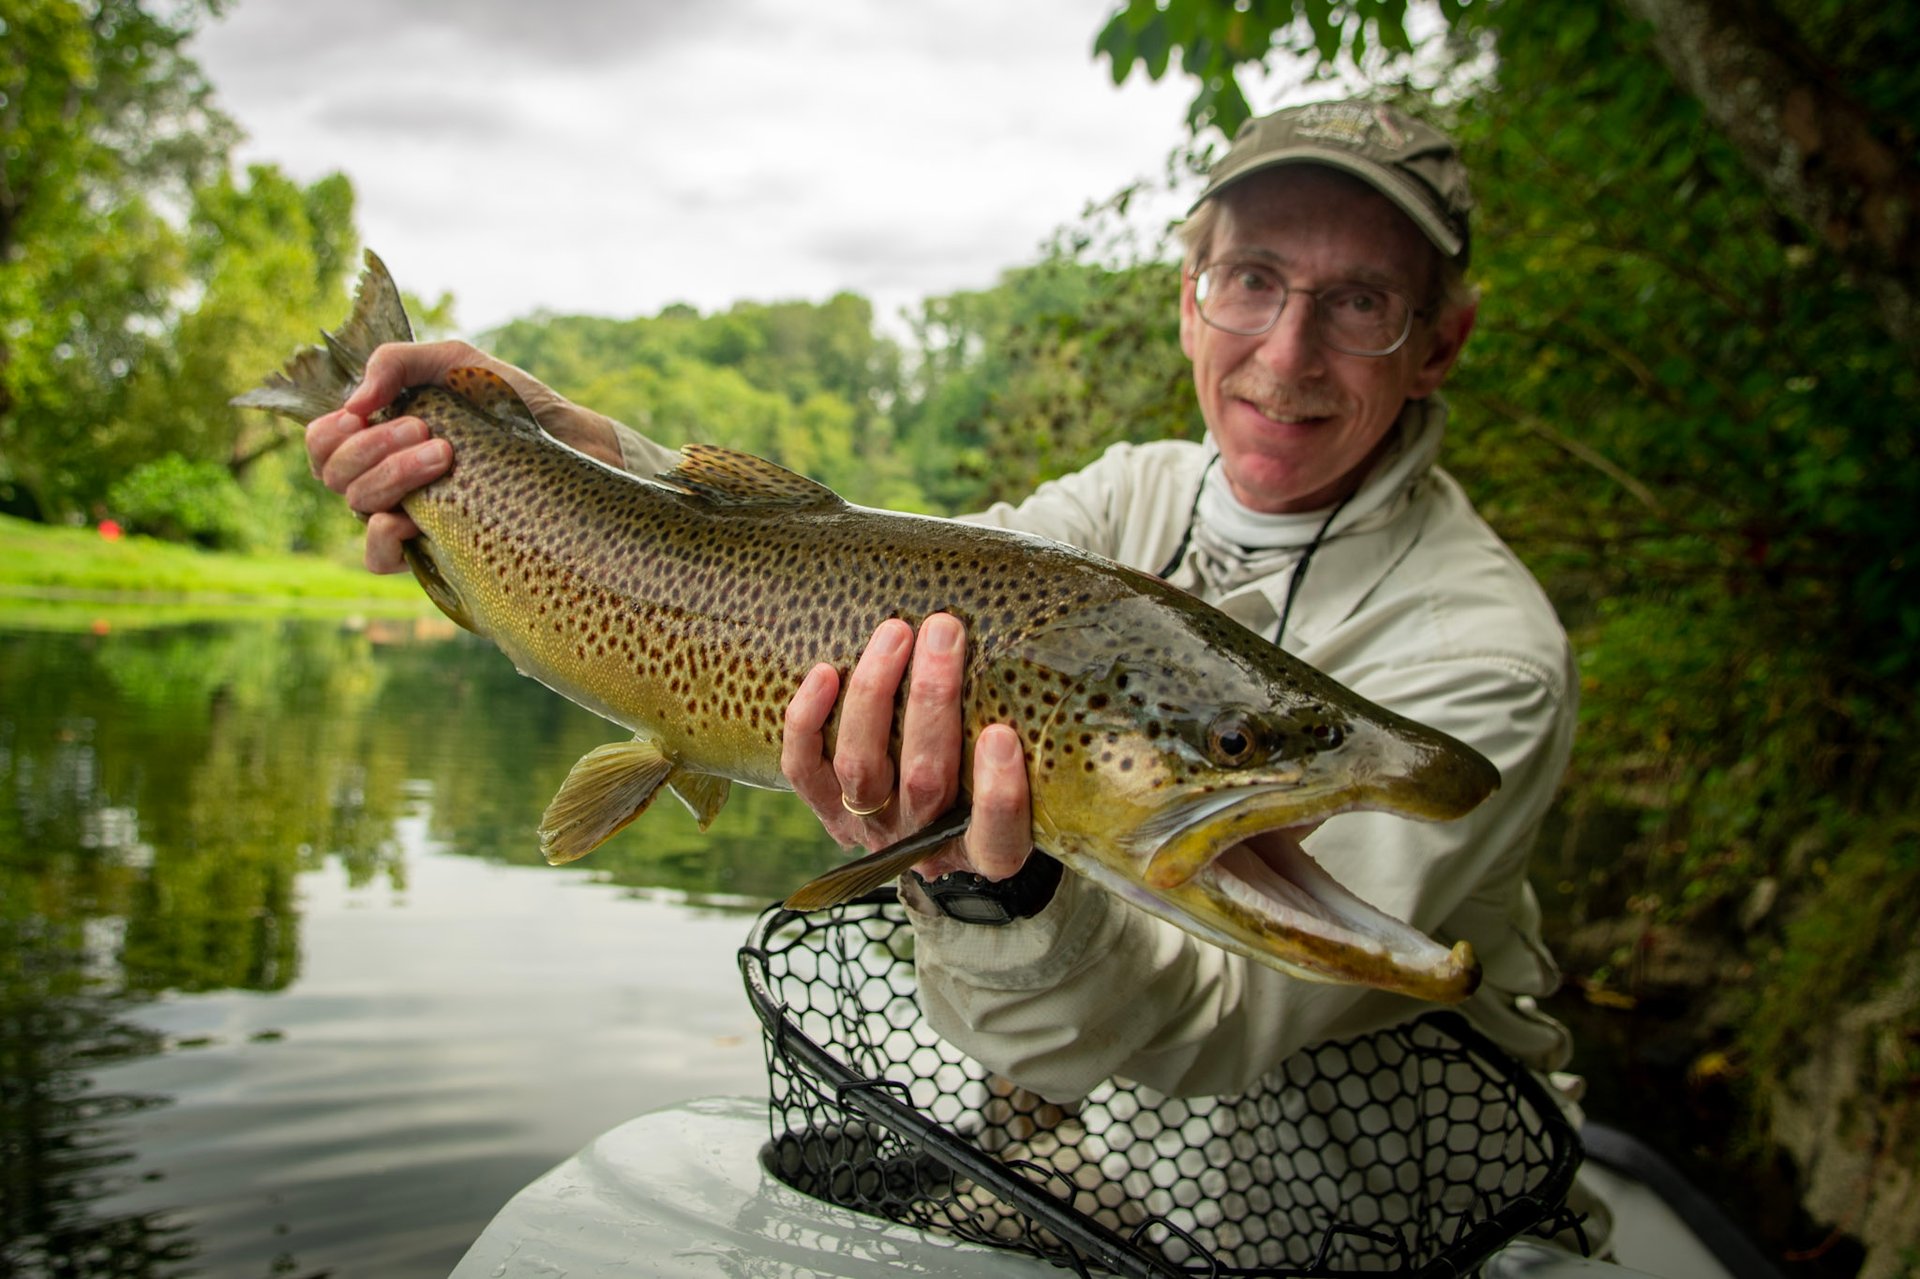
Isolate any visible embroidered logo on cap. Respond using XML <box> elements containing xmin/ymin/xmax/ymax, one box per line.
<box><xmin>1289</xmin><ymin>102</ymin><xmax>1408</xmax><ymax>152</ymax></box>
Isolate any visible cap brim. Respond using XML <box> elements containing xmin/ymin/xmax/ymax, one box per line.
<box><xmin>1190</xmin><ymin>146</ymin><xmax>1464</xmax><ymax>261</ymax></box>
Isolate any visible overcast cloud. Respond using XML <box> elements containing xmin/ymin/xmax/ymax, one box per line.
<box><xmin>189</xmin><ymin>0</ymin><xmax>1233</xmax><ymax>337</ymax></box>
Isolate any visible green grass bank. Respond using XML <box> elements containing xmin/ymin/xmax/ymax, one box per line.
<box><xmin>0</xmin><ymin>514</ymin><xmax>431</xmax><ymax>626</ymax></box>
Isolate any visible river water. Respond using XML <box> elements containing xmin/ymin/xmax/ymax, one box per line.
<box><xmin>0</xmin><ymin>614</ymin><xmax>841</xmax><ymax>1278</ymax></box>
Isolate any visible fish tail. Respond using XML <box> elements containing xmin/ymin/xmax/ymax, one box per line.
<box><xmin>230</xmin><ymin>249</ymin><xmax>414</xmax><ymax>421</ymax></box>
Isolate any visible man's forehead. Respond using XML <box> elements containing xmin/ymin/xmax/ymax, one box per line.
<box><xmin>1213</xmin><ymin>169</ymin><xmax>1433</xmax><ymax>285</ymax></box>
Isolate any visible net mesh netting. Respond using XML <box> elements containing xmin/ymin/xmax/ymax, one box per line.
<box><xmin>740</xmin><ymin>891</ymin><xmax>1583</xmax><ymax>1277</ymax></box>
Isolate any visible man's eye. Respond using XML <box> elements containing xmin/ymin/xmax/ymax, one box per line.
<box><xmin>1330</xmin><ymin>286</ymin><xmax>1387</xmax><ymax>314</ymax></box>
<box><xmin>1229</xmin><ymin>267</ymin><xmax>1278</xmax><ymax>294</ymax></box>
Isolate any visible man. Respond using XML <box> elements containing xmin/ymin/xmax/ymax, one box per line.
<box><xmin>309</xmin><ymin>100</ymin><xmax>1576</xmax><ymax>1105</ymax></box>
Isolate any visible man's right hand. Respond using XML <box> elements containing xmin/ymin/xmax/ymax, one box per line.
<box><xmin>780</xmin><ymin>614</ymin><xmax>1035</xmax><ymax>883</ymax></box>
<box><xmin>304</xmin><ymin>340</ymin><xmax>621</xmax><ymax>573</ymax></box>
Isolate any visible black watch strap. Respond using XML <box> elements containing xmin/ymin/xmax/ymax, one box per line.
<box><xmin>917</xmin><ymin>853</ymin><xmax>1063</xmax><ymax>926</ymax></box>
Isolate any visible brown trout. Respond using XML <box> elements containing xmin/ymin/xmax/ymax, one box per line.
<box><xmin>237</xmin><ymin>251</ymin><xmax>1499</xmax><ymax>1002</ymax></box>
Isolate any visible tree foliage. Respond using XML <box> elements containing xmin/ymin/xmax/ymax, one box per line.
<box><xmin>896</xmin><ymin>249</ymin><xmax>1196</xmax><ymax>511</ymax></box>
<box><xmin>484</xmin><ymin>296</ymin><xmax>922</xmax><ymax>509</ymax></box>
<box><xmin>0</xmin><ymin>1</ymin><xmax>365</xmax><ymax>552</ymax></box>
<box><xmin>116</xmin><ymin>163</ymin><xmax>360</xmax><ymax>551</ymax></box>
<box><xmin>1097</xmin><ymin>0</ymin><xmax>1920</xmax><ymax>352</ymax></box>
<box><xmin>1438</xmin><ymin>23</ymin><xmax>1919</xmax><ymax>1167</ymax></box>
<box><xmin>0</xmin><ymin>0</ymin><xmax>238</xmax><ymax>521</ymax></box>
<box><xmin>1094</xmin><ymin>0</ymin><xmax>1429</xmax><ymax>135</ymax></box>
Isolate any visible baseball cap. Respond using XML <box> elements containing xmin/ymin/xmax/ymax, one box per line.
<box><xmin>1191</xmin><ymin>100</ymin><xmax>1473</xmax><ymax>268</ymax></box>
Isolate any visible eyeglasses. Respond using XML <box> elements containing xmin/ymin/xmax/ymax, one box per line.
<box><xmin>1191</xmin><ymin>261</ymin><xmax>1420</xmax><ymax>357</ymax></box>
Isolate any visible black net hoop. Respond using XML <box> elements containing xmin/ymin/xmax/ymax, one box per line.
<box><xmin>739</xmin><ymin>890</ymin><xmax>1583</xmax><ymax>1277</ymax></box>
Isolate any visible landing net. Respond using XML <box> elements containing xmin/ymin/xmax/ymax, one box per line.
<box><xmin>739</xmin><ymin>890</ymin><xmax>1583</xmax><ymax>1278</ymax></box>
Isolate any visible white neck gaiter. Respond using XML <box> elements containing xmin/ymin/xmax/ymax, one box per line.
<box><xmin>1178</xmin><ymin>397</ymin><xmax>1447</xmax><ymax>598</ymax></box>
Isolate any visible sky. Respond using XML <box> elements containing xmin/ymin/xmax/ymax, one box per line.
<box><xmin>188</xmin><ymin>0</ymin><xmax>1244</xmax><ymax>339</ymax></box>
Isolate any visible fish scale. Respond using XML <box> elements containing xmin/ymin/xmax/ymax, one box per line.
<box><xmin>236</xmin><ymin>250</ymin><xmax>1502</xmax><ymax>1003</ymax></box>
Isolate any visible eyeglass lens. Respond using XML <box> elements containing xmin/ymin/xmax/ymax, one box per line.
<box><xmin>1196</xmin><ymin>263</ymin><xmax>1412</xmax><ymax>356</ymax></box>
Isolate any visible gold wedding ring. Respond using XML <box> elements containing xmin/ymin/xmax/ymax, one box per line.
<box><xmin>840</xmin><ymin>792</ymin><xmax>892</xmax><ymax>818</ymax></box>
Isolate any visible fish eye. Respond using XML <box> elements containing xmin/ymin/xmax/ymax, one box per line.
<box><xmin>1207</xmin><ymin>713</ymin><xmax>1259</xmax><ymax>766</ymax></box>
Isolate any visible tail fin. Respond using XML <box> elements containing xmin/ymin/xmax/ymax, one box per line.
<box><xmin>231</xmin><ymin>249</ymin><xmax>415</xmax><ymax>421</ymax></box>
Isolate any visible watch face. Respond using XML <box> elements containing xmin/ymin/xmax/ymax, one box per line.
<box><xmin>933</xmin><ymin>886</ymin><xmax>1018</xmax><ymax>926</ymax></box>
<box><xmin>922</xmin><ymin>872</ymin><xmax>1015</xmax><ymax>926</ymax></box>
<box><xmin>920</xmin><ymin>857</ymin><xmax>1062</xmax><ymax>925</ymax></box>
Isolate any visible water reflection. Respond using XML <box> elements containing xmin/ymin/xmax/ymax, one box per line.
<box><xmin>0</xmin><ymin>617</ymin><xmax>829</xmax><ymax>1276</ymax></box>
<box><xmin>0</xmin><ymin>927</ymin><xmax>193</xmax><ymax>1279</ymax></box>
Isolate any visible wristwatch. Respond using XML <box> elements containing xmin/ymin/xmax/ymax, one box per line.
<box><xmin>917</xmin><ymin>853</ymin><xmax>1063</xmax><ymax>925</ymax></box>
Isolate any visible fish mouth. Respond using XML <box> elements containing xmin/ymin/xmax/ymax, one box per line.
<box><xmin>1182</xmin><ymin>833</ymin><xmax>1479</xmax><ymax>1003</ymax></box>
<box><xmin>1080</xmin><ymin>781</ymin><xmax>1485</xmax><ymax>1003</ymax></box>
<box><xmin>1137</xmin><ymin>731</ymin><xmax>1497</xmax><ymax>892</ymax></box>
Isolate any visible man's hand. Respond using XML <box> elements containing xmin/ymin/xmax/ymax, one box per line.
<box><xmin>304</xmin><ymin>340</ymin><xmax>622</xmax><ymax>573</ymax></box>
<box><xmin>781</xmin><ymin>613</ymin><xmax>1033</xmax><ymax>880</ymax></box>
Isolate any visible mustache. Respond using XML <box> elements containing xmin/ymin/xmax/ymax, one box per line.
<box><xmin>1220</xmin><ymin>368</ymin><xmax>1344</xmax><ymax>419</ymax></box>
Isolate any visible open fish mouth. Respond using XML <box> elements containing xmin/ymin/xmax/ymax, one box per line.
<box><xmin>1097</xmin><ymin>785</ymin><xmax>1483</xmax><ymax>1003</ymax></box>
<box><xmin>1190</xmin><ymin>835</ymin><xmax>1480</xmax><ymax>1002</ymax></box>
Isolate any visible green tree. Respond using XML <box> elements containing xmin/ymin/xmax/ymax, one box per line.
<box><xmin>896</xmin><ymin>255</ymin><xmax>1194</xmax><ymax>511</ymax></box>
<box><xmin>1095</xmin><ymin>0</ymin><xmax>1920</xmax><ymax>351</ymax></box>
<box><xmin>109</xmin><ymin>164</ymin><xmax>360</xmax><ymax>551</ymax></box>
<box><xmin>485</xmin><ymin>298</ymin><xmax>922</xmax><ymax>508</ymax></box>
<box><xmin>0</xmin><ymin>1</ymin><xmax>369</xmax><ymax>554</ymax></box>
<box><xmin>0</xmin><ymin>0</ymin><xmax>236</xmax><ymax>522</ymax></box>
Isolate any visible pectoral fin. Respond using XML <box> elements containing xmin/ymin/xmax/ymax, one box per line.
<box><xmin>668</xmin><ymin>772</ymin><xmax>732</xmax><ymax>831</ymax></box>
<box><xmin>783</xmin><ymin>802</ymin><xmax>972</xmax><ymax>911</ymax></box>
<box><xmin>539</xmin><ymin>739</ymin><xmax>675</xmax><ymax>865</ymax></box>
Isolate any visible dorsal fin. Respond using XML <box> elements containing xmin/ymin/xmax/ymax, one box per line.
<box><xmin>445</xmin><ymin>366</ymin><xmax>545</xmax><ymax>431</ymax></box>
<box><xmin>657</xmin><ymin>443</ymin><xmax>842</xmax><ymax>509</ymax></box>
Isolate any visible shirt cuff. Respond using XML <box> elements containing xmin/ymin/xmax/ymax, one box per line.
<box><xmin>901</xmin><ymin>870</ymin><xmax>1115</xmax><ymax>990</ymax></box>
<box><xmin>609</xmin><ymin>420</ymin><xmax>678</xmax><ymax>476</ymax></box>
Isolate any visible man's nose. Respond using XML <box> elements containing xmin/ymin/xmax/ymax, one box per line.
<box><xmin>1254</xmin><ymin>295</ymin><xmax>1326</xmax><ymax>379</ymax></box>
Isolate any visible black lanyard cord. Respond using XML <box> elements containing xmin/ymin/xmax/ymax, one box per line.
<box><xmin>1273</xmin><ymin>488</ymin><xmax>1353</xmax><ymax>647</ymax></box>
<box><xmin>1154</xmin><ymin>454</ymin><xmax>1217</xmax><ymax>582</ymax></box>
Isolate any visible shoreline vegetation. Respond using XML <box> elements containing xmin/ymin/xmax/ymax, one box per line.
<box><xmin>0</xmin><ymin>513</ymin><xmax>432</xmax><ymax>627</ymax></box>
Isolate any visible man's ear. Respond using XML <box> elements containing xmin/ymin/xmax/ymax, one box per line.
<box><xmin>1179</xmin><ymin>272</ymin><xmax>1201</xmax><ymax>363</ymax></box>
<box><xmin>1409</xmin><ymin>299</ymin><xmax>1476</xmax><ymax>398</ymax></box>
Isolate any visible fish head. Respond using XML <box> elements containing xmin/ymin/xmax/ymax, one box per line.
<box><xmin>1010</xmin><ymin>589</ymin><xmax>1497</xmax><ymax>1003</ymax></box>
